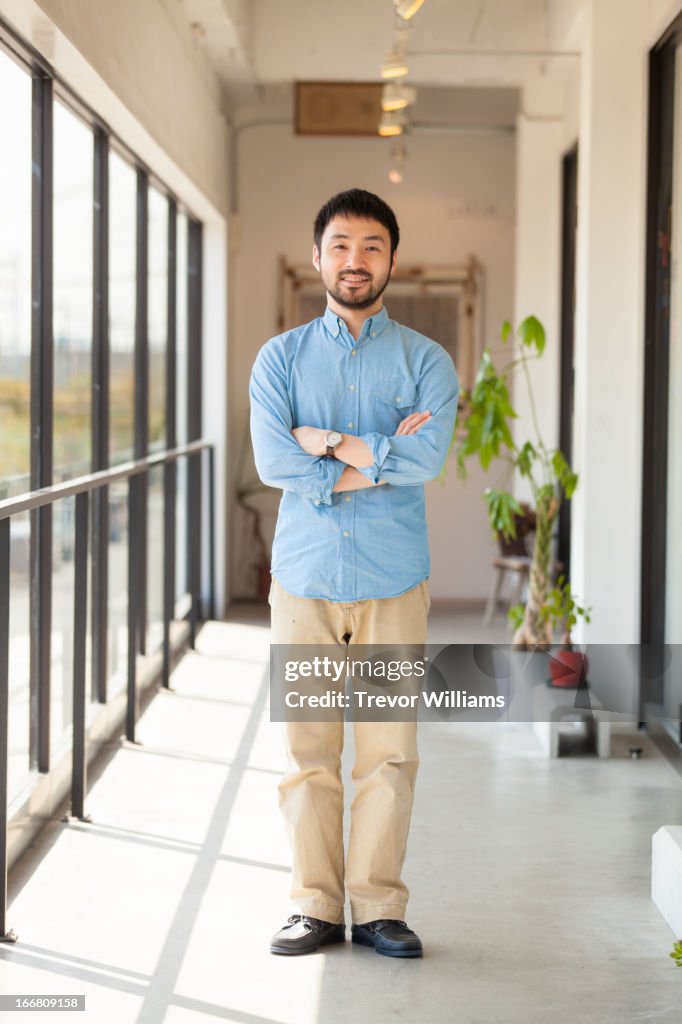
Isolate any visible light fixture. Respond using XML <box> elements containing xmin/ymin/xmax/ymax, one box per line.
<box><xmin>394</xmin><ymin>0</ymin><xmax>427</xmax><ymax>19</ymax></box>
<box><xmin>381</xmin><ymin>47</ymin><xmax>409</xmax><ymax>79</ymax></box>
<box><xmin>388</xmin><ymin>139</ymin><xmax>408</xmax><ymax>183</ymax></box>
<box><xmin>381</xmin><ymin>83</ymin><xmax>417</xmax><ymax>112</ymax></box>
<box><xmin>378</xmin><ymin>111</ymin><xmax>406</xmax><ymax>137</ymax></box>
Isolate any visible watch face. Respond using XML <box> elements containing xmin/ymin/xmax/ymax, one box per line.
<box><xmin>326</xmin><ymin>431</ymin><xmax>342</xmax><ymax>447</ymax></box>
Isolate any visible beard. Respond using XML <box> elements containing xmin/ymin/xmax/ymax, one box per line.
<box><xmin>322</xmin><ymin>265</ymin><xmax>392</xmax><ymax>310</ymax></box>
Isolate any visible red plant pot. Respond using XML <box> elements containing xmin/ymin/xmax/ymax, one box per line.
<box><xmin>549</xmin><ymin>649</ymin><xmax>589</xmax><ymax>687</ymax></box>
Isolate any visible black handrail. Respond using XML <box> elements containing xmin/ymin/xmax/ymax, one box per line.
<box><xmin>0</xmin><ymin>440</ymin><xmax>209</xmax><ymax>520</ymax></box>
<box><xmin>0</xmin><ymin>439</ymin><xmax>215</xmax><ymax>943</ymax></box>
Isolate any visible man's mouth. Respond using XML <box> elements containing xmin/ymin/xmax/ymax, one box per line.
<box><xmin>340</xmin><ymin>275</ymin><xmax>370</xmax><ymax>285</ymax></box>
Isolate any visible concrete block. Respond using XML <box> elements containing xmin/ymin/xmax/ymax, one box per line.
<box><xmin>652</xmin><ymin>825</ymin><xmax>682</xmax><ymax>938</ymax></box>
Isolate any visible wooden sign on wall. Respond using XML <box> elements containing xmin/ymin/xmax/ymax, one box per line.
<box><xmin>295</xmin><ymin>81</ymin><xmax>383</xmax><ymax>136</ymax></box>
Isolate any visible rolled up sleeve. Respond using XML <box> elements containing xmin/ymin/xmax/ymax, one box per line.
<box><xmin>249</xmin><ymin>340</ymin><xmax>347</xmax><ymax>504</ymax></box>
<box><xmin>357</xmin><ymin>345</ymin><xmax>459</xmax><ymax>486</ymax></box>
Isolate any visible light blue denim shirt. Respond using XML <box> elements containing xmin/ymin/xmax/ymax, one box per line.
<box><xmin>249</xmin><ymin>305</ymin><xmax>459</xmax><ymax>601</ymax></box>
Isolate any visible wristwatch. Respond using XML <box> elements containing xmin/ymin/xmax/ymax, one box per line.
<box><xmin>324</xmin><ymin>430</ymin><xmax>343</xmax><ymax>457</ymax></box>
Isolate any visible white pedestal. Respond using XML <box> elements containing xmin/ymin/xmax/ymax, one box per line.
<box><xmin>532</xmin><ymin>684</ymin><xmax>611</xmax><ymax>758</ymax></box>
<box><xmin>652</xmin><ymin>826</ymin><xmax>682</xmax><ymax>939</ymax></box>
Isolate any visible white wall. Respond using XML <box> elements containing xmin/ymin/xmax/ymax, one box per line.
<box><xmin>571</xmin><ymin>0</ymin><xmax>650</xmax><ymax>648</ymax></box>
<box><xmin>229</xmin><ymin>91</ymin><xmax>516</xmax><ymax>601</ymax></box>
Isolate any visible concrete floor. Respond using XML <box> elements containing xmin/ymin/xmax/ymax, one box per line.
<box><xmin>2</xmin><ymin>604</ymin><xmax>681</xmax><ymax>1024</ymax></box>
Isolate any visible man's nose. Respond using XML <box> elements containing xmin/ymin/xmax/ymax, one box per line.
<box><xmin>345</xmin><ymin>248</ymin><xmax>366</xmax><ymax>268</ymax></box>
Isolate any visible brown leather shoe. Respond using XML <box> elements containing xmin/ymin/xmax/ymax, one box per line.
<box><xmin>270</xmin><ymin>915</ymin><xmax>346</xmax><ymax>955</ymax></box>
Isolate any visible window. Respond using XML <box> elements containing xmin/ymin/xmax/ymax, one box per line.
<box><xmin>53</xmin><ymin>100</ymin><xmax>93</xmax><ymax>481</ymax></box>
<box><xmin>0</xmin><ymin>19</ymin><xmax>205</xmax><ymax>804</ymax></box>
<box><xmin>0</xmin><ymin>44</ymin><xmax>32</xmax><ymax>801</ymax></box>
<box><xmin>109</xmin><ymin>151</ymin><xmax>137</xmax><ymax>466</ymax></box>
<box><xmin>50</xmin><ymin>100</ymin><xmax>95</xmax><ymax>751</ymax></box>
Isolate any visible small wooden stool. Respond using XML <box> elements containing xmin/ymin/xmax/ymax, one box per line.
<box><xmin>483</xmin><ymin>555</ymin><xmax>531</xmax><ymax>625</ymax></box>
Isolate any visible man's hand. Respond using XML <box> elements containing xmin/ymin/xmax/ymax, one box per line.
<box><xmin>291</xmin><ymin>426</ymin><xmax>327</xmax><ymax>456</ymax></box>
<box><xmin>292</xmin><ymin>413</ymin><xmax>431</xmax><ymax>459</ymax></box>
<box><xmin>396</xmin><ymin>411</ymin><xmax>431</xmax><ymax>435</ymax></box>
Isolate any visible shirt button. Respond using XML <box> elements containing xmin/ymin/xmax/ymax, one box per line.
<box><xmin>343</xmin><ymin>530</ymin><xmax>350</xmax><ymax>537</ymax></box>
<box><xmin>347</xmin><ymin>421</ymin><xmax>354</xmax><ymax>429</ymax></box>
<box><xmin>313</xmin><ymin>499</ymin><xmax>320</xmax><ymax>505</ymax></box>
<box><xmin>371</xmin><ymin>331</ymin><xmax>376</xmax><ymax>338</ymax></box>
<box><xmin>344</xmin><ymin>495</ymin><xmax>351</xmax><ymax>502</ymax></box>
<box><xmin>395</xmin><ymin>395</ymin><xmax>401</xmax><ymax>403</ymax></box>
<box><xmin>348</xmin><ymin>384</ymin><xmax>356</xmax><ymax>391</ymax></box>
<box><xmin>351</xmin><ymin>349</ymin><xmax>357</xmax><ymax>356</ymax></box>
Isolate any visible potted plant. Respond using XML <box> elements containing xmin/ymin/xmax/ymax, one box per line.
<box><xmin>511</xmin><ymin>574</ymin><xmax>591</xmax><ymax>686</ymax></box>
<box><xmin>455</xmin><ymin>315</ymin><xmax>589</xmax><ymax>651</ymax></box>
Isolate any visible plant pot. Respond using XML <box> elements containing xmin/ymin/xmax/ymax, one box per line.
<box><xmin>549</xmin><ymin>649</ymin><xmax>589</xmax><ymax>688</ymax></box>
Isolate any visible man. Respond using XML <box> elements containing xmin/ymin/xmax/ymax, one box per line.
<box><xmin>249</xmin><ymin>188</ymin><xmax>459</xmax><ymax>958</ymax></box>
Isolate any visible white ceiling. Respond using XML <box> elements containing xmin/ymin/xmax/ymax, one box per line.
<box><xmin>174</xmin><ymin>0</ymin><xmax>582</xmax><ymax>110</ymax></box>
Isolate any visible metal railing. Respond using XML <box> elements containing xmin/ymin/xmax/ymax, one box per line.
<box><xmin>0</xmin><ymin>439</ymin><xmax>215</xmax><ymax>943</ymax></box>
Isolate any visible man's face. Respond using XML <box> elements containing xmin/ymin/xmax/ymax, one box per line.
<box><xmin>312</xmin><ymin>215</ymin><xmax>397</xmax><ymax>311</ymax></box>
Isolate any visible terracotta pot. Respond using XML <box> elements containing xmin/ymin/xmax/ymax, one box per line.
<box><xmin>549</xmin><ymin>649</ymin><xmax>589</xmax><ymax>687</ymax></box>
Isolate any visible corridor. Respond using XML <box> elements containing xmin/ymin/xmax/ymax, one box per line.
<box><xmin>2</xmin><ymin>610</ymin><xmax>680</xmax><ymax>1023</ymax></box>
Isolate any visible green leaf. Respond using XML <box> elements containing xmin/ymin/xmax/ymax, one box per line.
<box><xmin>484</xmin><ymin>488</ymin><xmax>522</xmax><ymax>542</ymax></box>
<box><xmin>501</xmin><ymin>320</ymin><xmax>512</xmax><ymax>342</ymax></box>
<box><xmin>507</xmin><ymin>603</ymin><xmax>524</xmax><ymax>631</ymax></box>
<box><xmin>564</xmin><ymin>471</ymin><xmax>578</xmax><ymax>498</ymax></box>
<box><xmin>516</xmin><ymin>441</ymin><xmax>536</xmax><ymax>477</ymax></box>
<box><xmin>551</xmin><ymin>450</ymin><xmax>579</xmax><ymax>498</ymax></box>
<box><xmin>518</xmin><ymin>315</ymin><xmax>546</xmax><ymax>355</ymax></box>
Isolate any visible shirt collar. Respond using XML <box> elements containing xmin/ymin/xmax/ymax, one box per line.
<box><xmin>322</xmin><ymin>304</ymin><xmax>390</xmax><ymax>341</ymax></box>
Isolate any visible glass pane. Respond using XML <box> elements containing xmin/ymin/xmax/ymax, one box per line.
<box><xmin>0</xmin><ymin>50</ymin><xmax>33</xmax><ymax>799</ymax></box>
<box><xmin>0</xmin><ymin>49</ymin><xmax>32</xmax><ymax>497</ymax></box>
<box><xmin>109</xmin><ymin>151</ymin><xmax>136</xmax><ymax>465</ymax></box>
<box><xmin>176</xmin><ymin>212</ymin><xmax>188</xmax><ymax>446</ymax></box>
<box><xmin>8</xmin><ymin>513</ymin><xmax>31</xmax><ymax>802</ymax></box>
<box><xmin>175</xmin><ymin>214</ymin><xmax>189</xmax><ymax>609</ymax></box>
<box><xmin>51</xmin><ymin>499</ymin><xmax>75</xmax><ymax>756</ymax></box>
<box><xmin>176</xmin><ymin>456</ymin><xmax>189</xmax><ymax>609</ymax></box>
<box><xmin>148</xmin><ymin>187</ymin><xmax>168</xmax><ymax>453</ymax></box>
<box><xmin>50</xmin><ymin>495</ymin><xmax>92</xmax><ymax>759</ymax></box>
<box><xmin>667</xmin><ymin>49</ymin><xmax>682</xmax><ymax>647</ymax></box>
<box><xmin>53</xmin><ymin>100</ymin><xmax>93</xmax><ymax>482</ymax></box>
<box><xmin>663</xmin><ymin>45</ymin><xmax>682</xmax><ymax>734</ymax></box>
<box><xmin>107</xmin><ymin>479</ymin><xmax>128</xmax><ymax>699</ymax></box>
<box><xmin>147</xmin><ymin>465</ymin><xmax>164</xmax><ymax>653</ymax></box>
<box><xmin>108</xmin><ymin>151</ymin><xmax>136</xmax><ymax>698</ymax></box>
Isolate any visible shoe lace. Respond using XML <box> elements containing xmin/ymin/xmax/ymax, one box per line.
<box><xmin>287</xmin><ymin>914</ymin><xmax>330</xmax><ymax>933</ymax></box>
<box><xmin>369</xmin><ymin>919</ymin><xmax>409</xmax><ymax>933</ymax></box>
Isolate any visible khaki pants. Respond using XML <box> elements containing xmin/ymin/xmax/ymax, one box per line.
<box><xmin>269</xmin><ymin>576</ymin><xmax>430</xmax><ymax>925</ymax></box>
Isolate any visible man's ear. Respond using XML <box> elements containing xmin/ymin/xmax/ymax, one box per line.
<box><xmin>312</xmin><ymin>244</ymin><xmax>321</xmax><ymax>272</ymax></box>
<box><xmin>390</xmin><ymin>248</ymin><xmax>398</xmax><ymax>274</ymax></box>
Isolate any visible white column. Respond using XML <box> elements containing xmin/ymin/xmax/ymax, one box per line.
<box><xmin>512</xmin><ymin>81</ymin><xmax>564</xmax><ymax>506</ymax></box>
<box><xmin>572</xmin><ymin>0</ymin><xmax>649</xmax><ymax>645</ymax></box>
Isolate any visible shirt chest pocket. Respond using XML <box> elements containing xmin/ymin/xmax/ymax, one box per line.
<box><xmin>373</xmin><ymin>378</ymin><xmax>419</xmax><ymax>434</ymax></box>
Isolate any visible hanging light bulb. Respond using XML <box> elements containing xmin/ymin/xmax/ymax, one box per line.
<box><xmin>381</xmin><ymin>46</ymin><xmax>409</xmax><ymax>79</ymax></box>
<box><xmin>378</xmin><ymin>110</ymin><xmax>406</xmax><ymax>137</ymax></box>
<box><xmin>381</xmin><ymin>83</ymin><xmax>417</xmax><ymax>112</ymax></box>
<box><xmin>394</xmin><ymin>0</ymin><xmax>427</xmax><ymax>19</ymax></box>
<box><xmin>388</xmin><ymin>139</ymin><xmax>408</xmax><ymax>183</ymax></box>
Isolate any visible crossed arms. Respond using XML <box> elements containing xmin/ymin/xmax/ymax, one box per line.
<box><xmin>249</xmin><ymin>339</ymin><xmax>459</xmax><ymax>505</ymax></box>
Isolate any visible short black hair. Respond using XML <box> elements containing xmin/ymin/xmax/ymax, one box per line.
<box><xmin>313</xmin><ymin>188</ymin><xmax>400</xmax><ymax>257</ymax></box>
